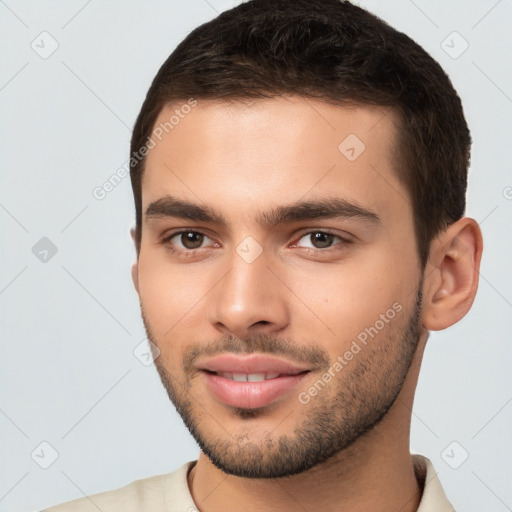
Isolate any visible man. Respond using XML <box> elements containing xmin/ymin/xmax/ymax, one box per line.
<box><xmin>45</xmin><ymin>0</ymin><xmax>483</xmax><ymax>510</ymax></box>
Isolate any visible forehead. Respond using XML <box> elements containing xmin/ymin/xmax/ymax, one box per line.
<box><xmin>142</xmin><ymin>96</ymin><xmax>410</xmax><ymax>226</ymax></box>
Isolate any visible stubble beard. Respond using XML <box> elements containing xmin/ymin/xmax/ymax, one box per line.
<box><xmin>143</xmin><ymin>282</ymin><xmax>423</xmax><ymax>479</ymax></box>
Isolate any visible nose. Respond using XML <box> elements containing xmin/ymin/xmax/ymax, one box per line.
<box><xmin>208</xmin><ymin>248</ymin><xmax>290</xmax><ymax>338</ymax></box>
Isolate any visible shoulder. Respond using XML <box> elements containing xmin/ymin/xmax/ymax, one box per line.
<box><xmin>41</xmin><ymin>461</ymin><xmax>197</xmax><ymax>512</ymax></box>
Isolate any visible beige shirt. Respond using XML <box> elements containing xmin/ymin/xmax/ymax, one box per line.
<box><xmin>43</xmin><ymin>454</ymin><xmax>454</xmax><ymax>511</ymax></box>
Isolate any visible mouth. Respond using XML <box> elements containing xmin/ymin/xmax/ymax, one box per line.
<box><xmin>196</xmin><ymin>354</ymin><xmax>311</xmax><ymax>409</ymax></box>
<box><xmin>208</xmin><ymin>370</ymin><xmax>305</xmax><ymax>382</ymax></box>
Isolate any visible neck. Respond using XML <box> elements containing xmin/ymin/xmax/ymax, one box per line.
<box><xmin>188</xmin><ymin>331</ymin><xmax>428</xmax><ymax>512</ymax></box>
<box><xmin>189</xmin><ymin>428</ymin><xmax>420</xmax><ymax>512</ymax></box>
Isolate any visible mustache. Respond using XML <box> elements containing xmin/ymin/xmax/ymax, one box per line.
<box><xmin>182</xmin><ymin>333</ymin><xmax>330</xmax><ymax>372</ymax></box>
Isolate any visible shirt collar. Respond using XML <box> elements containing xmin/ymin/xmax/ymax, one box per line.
<box><xmin>413</xmin><ymin>454</ymin><xmax>455</xmax><ymax>511</ymax></box>
<box><xmin>180</xmin><ymin>454</ymin><xmax>455</xmax><ymax>511</ymax></box>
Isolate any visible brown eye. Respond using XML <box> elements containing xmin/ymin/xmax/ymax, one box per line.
<box><xmin>310</xmin><ymin>232</ymin><xmax>336</xmax><ymax>249</ymax></box>
<box><xmin>293</xmin><ymin>231</ymin><xmax>350</xmax><ymax>252</ymax></box>
<box><xmin>180</xmin><ymin>232</ymin><xmax>204</xmax><ymax>249</ymax></box>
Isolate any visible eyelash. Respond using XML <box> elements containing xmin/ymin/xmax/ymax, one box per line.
<box><xmin>288</xmin><ymin>231</ymin><xmax>353</xmax><ymax>258</ymax></box>
<box><xmin>162</xmin><ymin>231</ymin><xmax>219</xmax><ymax>258</ymax></box>
<box><xmin>161</xmin><ymin>229</ymin><xmax>352</xmax><ymax>257</ymax></box>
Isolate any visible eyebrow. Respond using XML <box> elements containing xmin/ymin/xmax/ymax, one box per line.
<box><xmin>144</xmin><ymin>195</ymin><xmax>381</xmax><ymax>228</ymax></box>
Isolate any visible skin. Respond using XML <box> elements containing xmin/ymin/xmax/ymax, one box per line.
<box><xmin>130</xmin><ymin>96</ymin><xmax>483</xmax><ymax>512</ymax></box>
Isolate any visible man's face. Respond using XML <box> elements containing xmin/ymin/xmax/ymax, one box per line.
<box><xmin>134</xmin><ymin>96</ymin><xmax>425</xmax><ymax>477</ymax></box>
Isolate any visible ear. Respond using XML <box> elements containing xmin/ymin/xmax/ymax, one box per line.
<box><xmin>422</xmin><ymin>217</ymin><xmax>483</xmax><ymax>331</ymax></box>
<box><xmin>130</xmin><ymin>227</ymin><xmax>140</xmax><ymax>294</ymax></box>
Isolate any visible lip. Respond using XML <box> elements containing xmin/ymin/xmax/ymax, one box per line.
<box><xmin>197</xmin><ymin>354</ymin><xmax>311</xmax><ymax>409</ymax></box>
<box><xmin>197</xmin><ymin>354</ymin><xmax>310</xmax><ymax>375</ymax></box>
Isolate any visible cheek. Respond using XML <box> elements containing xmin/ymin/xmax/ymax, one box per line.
<box><xmin>284</xmin><ymin>247</ymin><xmax>416</xmax><ymax>353</ymax></box>
<box><xmin>137</xmin><ymin>253</ymin><xmax>209</xmax><ymax>337</ymax></box>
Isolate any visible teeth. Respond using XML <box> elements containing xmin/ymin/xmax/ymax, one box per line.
<box><xmin>247</xmin><ymin>373</ymin><xmax>266</xmax><ymax>382</ymax></box>
<box><xmin>218</xmin><ymin>372</ymin><xmax>281</xmax><ymax>381</ymax></box>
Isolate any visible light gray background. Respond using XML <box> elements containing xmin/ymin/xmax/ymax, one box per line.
<box><xmin>1</xmin><ymin>1</ymin><xmax>511</xmax><ymax>511</ymax></box>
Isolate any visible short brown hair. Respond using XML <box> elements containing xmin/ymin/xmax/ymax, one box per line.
<box><xmin>130</xmin><ymin>0</ymin><xmax>471</xmax><ymax>267</ymax></box>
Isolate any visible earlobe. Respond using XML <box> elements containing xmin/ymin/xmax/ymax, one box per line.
<box><xmin>130</xmin><ymin>227</ymin><xmax>140</xmax><ymax>294</ymax></box>
<box><xmin>131</xmin><ymin>262</ymin><xmax>139</xmax><ymax>294</ymax></box>
<box><xmin>422</xmin><ymin>218</ymin><xmax>483</xmax><ymax>331</ymax></box>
